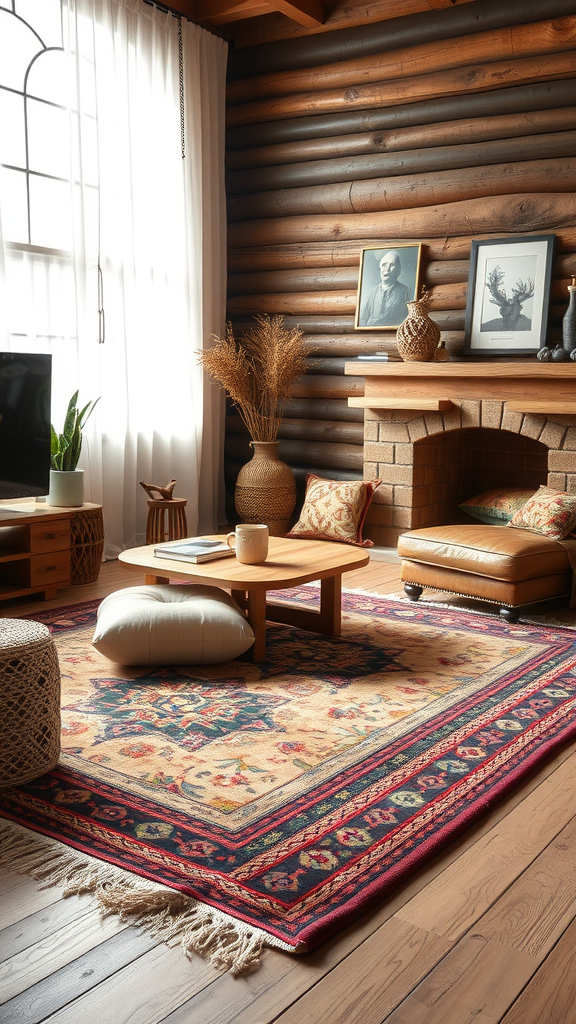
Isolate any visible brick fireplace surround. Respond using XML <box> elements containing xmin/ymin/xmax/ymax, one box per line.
<box><xmin>345</xmin><ymin>361</ymin><xmax>576</xmax><ymax>549</ymax></box>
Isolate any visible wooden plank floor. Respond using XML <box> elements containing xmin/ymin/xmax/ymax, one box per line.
<box><xmin>1</xmin><ymin>558</ymin><xmax>576</xmax><ymax>1024</ymax></box>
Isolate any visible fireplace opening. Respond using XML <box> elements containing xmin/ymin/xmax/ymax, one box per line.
<box><xmin>413</xmin><ymin>428</ymin><xmax>548</xmax><ymax>528</ymax></box>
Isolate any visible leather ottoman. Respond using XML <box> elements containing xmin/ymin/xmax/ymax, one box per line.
<box><xmin>397</xmin><ymin>524</ymin><xmax>573</xmax><ymax>622</ymax></box>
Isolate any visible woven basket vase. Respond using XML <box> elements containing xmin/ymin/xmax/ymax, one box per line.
<box><xmin>235</xmin><ymin>440</ymin><xmax>296</xmax><ymax>537</ymax></box>
<box><xmin>396</xmin><ymin>298</ymin><xmax>441</xmax><ymax>362</ymax></box>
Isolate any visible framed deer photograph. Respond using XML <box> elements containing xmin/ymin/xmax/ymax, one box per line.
<box><xmin>463</xmin><ymin>235</ymin><xmax>554</xmax><ymax>357</ymax></box>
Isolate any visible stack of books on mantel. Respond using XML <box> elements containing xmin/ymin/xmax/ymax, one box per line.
<box><xmin>153</xmin><ymin>538</ymin><xmax>234</xmax><ymax>563</ymax></box>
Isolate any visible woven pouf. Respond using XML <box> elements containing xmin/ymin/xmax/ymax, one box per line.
<box><xmin>0</xmin><ymin>619</ymin><xmax>61</xmax><ymax>787</ymax></box>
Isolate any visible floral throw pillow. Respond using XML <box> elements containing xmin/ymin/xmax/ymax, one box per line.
<box><xmin>287</xmin><ymin>475</ymin><xmax>381</xmax><ymax>547</ymax></box>
<box><xmin>459</xmin><ymin>487</ymin><xmax>537</xmax><ymax>525</ymax></box>
<box><xmin>507</xmin><ymin>485</ymin><xmax>576</xmax><ymax>540</ymax></box>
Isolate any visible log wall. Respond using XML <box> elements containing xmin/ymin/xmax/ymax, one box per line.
<box><xmin>223</xmin><ymin>0</ymin><xmax>576</xmax><ymax>534</ymax></box>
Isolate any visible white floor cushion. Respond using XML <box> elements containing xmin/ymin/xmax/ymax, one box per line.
<box><xmin>92</xmin><ymin>585</ymin><xmax>254</xmax><ymax>665</ymax></box>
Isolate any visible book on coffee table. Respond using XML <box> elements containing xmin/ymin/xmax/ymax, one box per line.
<box><xmin>153</xmin><ymin>538</ymin><xmax>234</xmax><ymax>563</ymax></box>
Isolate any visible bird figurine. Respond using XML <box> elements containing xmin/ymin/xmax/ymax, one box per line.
<box><xmin>139</xmin><ymin>479</ymin><xmax>178</xmax><ymax>501</ymax></box>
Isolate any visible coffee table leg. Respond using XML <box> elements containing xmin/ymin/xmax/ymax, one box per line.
<box><xmin>320</xmin><ymin>574</ymin><xmax>341</xmax><ymax>636</ymax></box>
<box><xmin>145</xmin><ymin>574</ymin><xmax>169</xmax><ymax>585</ymax></box>
<box><xmin>246</xmin><ymin>589</ymin><xmax>267</xmax><ymax>660</ymax></box>
<box><xmin>263</xmin><ymin>574</ymin><xmax>343</xmax><ymax>637</ymax></box>
<box><xmin>231</xmin><ymin>589</ymin><xmax>247</xmax><ymax>612</ymax></box>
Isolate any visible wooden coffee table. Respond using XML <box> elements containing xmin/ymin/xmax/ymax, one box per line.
<box><xmin>118</xmin><ymin>535</ymin><xmax>370</xmax><ymax>660</ymax></box>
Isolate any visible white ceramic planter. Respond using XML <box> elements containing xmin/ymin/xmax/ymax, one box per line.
<box><xmin>48</xmin><ymin>469</ymin><xmax>84</xmax><ymax>507</ymax></box>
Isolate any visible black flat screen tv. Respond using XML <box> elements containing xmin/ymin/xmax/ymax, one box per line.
<box><xmin>0</xmin><ymin>352</ymin><xmax>52</xmax><ymax>500</ymax></box>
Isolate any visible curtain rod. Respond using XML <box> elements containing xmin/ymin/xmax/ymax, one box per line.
<box><xmin>143</xmin><ymin>0</ymin><xmax>188</xmax><ymax>20</ymax></box>
<box><xmin>142</xmin><ymin>0</ymin><xmax>230</xmax><ymax>44</ymax></box>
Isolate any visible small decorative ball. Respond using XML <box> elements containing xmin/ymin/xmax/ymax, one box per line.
<box><xmin>536</xmin><ymin>347</ymin><xmax>551</xmax><ymax>361</ymax></box>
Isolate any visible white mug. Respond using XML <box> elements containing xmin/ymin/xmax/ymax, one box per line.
<box><xmin>226</xmin><ymin>523</ymin><xmax>269</xmax><ymax>564</ymax></box>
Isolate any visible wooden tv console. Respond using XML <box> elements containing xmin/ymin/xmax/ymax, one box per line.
<box><xmin>0</xmin><ymin>499</ymin><xmax>103</xmax><ymax>602</ymax></box>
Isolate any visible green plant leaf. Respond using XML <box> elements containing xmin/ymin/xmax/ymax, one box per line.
<box><xmin>50</xmin><ymin>392</ymin><xmax>99</xmax><ymax>471</ymax></box>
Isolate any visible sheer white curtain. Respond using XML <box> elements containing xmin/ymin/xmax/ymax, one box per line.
<box><xmin>0</xmin><ymin>0</ymin><xmax>228</xmax><ymax>556</ymax></box>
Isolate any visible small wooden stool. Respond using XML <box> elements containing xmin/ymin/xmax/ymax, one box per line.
<box><xmin>145</xmin><ymin>499</ymin><xmax>188</xmax><ymax>545</ymax></box>
<box><xmin>0</xmin><ymin>619</ymin><xmax>61</xmax><ymax>787</ymax></box>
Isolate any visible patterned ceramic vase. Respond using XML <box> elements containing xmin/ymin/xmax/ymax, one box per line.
<box><xmin>235</xmin><ymin>441</ymin><xmax>296</xmax><ymax>537</ymax></box>
<box><xmin>396</xmin><ymin>294</ymin><xmax>441</xmax><ymax>362</ymax></box>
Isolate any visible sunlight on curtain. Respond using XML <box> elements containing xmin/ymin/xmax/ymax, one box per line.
<box><xmin>0</xmin><ymin>0</ymin><xmax>228</xmax><ymax>556</ymax></box>
<box><xmin>74</xmin><ymin>0</ymin><xmax>229</xmax><ymax>554</ymax></box>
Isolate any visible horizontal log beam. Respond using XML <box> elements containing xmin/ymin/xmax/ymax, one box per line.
<box><xmin>228</xmin><ymin>260</ymin><xmax>470</xmax><ymax>295</ymax></box>
<box><xmin>227</xmin><ymin>53</ymin><xmax>576</xmax><ymax>127</ymax></box>
<box><xmin>228</xmin><ymin>193</ymin><xmax>576</xmax><ymax>247</ymax></box>
<box><xmin>305</xmin><ymin>356</ymin><xmax>348</xmax><ymax>374</ymax></box>
<box><xmin>231</xmin><ymin>315</ymin><xmax>356</xmax><ymax>333</ymax></box>
<box><xmin>229</xmin><ymin>156</ymin><xmax>576</xmax><ymax>223</ymax></box>
<box><xmin>268</xmin><ymin>311</ymin><xmax>467</xmax><ymax>332</ymax></box>
<box><xmin>227</xmin><ymin>282</ymin><xmax>463</xmax><ymax>317</ymax></box>
<box><xmin>226</xmin><ymin>106</ymin><xmax>576</xmax><ymax>171</ymax></box>
<box><xmin>228</xmin><ymin>291</ymin><xmax>359</xmax><ymax>315</ymax></box>
<box><xmin>290</xmin><ymin>375</ymin><xmax>365</xmax><ymax>399</ymax></box>
<box><xmin>228</xmin><ymin>231</ymin><xmax>576</xmax><ymax>272</ymax></box>
<box><xmin>227</xmin><ymin>16</ymin><xmax>576</xmax><ymax>105</ymax></box>
<box><xmin>225</xmin><ymin>433</ymin><xmax>363</xmax><ymax>470</ymax></box>
<box><xmin>226</xmin><ymin>81</ymin><xmax>576</xmax><ymax>150</ymax></box>
<box><xmin>230</xmin><ymin>258</ymin><xmax>574</xmax><ymax>300</ymax></box>
<box><xmin>227</xmin><ymin>131</ymin><xmax>576</xmax><ymax>197</ymax></box>
<box><xmin>226</xmin><ymin>414</ymin><xmax>364</xmax><ymax>444</ymax></box>
<box><xmin>225</xmin><ymin>457</ymin><xmax>361</xmax><ymax>485</ymax></box>
<box><xmin>300</xmin><ymin>334</ymin><xmax>398</xmax><ymax>356</ymax></box>
<box><xmin>282</xmin><ymin>397</ymin><xmax>363</xmax><ymax>421</ymax></box>
<box><xmin>227</xmin><ymin>0</ymin><xmax>576</xmax><ymax>80</ymax></box>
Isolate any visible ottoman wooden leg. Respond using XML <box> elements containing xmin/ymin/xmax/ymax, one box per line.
<box><xmin>404</xmin><ymin>583</ymin><xmax>423</xmax><ymax>602</ymax></box>
<box><xmin>499</xmin><ymin>605</ymin><xmax>520</xmax><ymax>623</ymax></box>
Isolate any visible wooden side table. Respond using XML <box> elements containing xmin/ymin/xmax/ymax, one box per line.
<box><xmin>145</xmin><ymin>499</ymin><xmax>188</xmax><ymax>545</ymax></box>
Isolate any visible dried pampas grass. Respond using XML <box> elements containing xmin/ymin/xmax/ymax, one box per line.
<box><xmin>199</xmin><ymin>315</ymin><xmax>308</xmax><ymax>442</ymax></box>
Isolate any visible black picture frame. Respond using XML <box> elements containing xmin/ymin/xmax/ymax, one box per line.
<box><xmin>355</xmin><ymin>244</ymin><xmax>422</xmax><ymax>330</ymax></box>
<box><xmin>463</xmin><ymin>234</ymin><xmax>555</xmax><ymax>357</ymax></box>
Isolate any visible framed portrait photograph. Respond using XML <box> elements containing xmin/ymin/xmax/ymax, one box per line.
<box><xmin>355</xmin><ymin>244</ymin><xmax>422</xmax><ymax>330</ymax></box>
<box><xmin>463</xmin><ymin>234</ymin><xmax>554</xmax><ymax>357</ymax></box>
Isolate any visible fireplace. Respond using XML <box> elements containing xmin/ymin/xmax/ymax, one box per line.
<box><xmin>345</xmin><ymin>361</ymin><xmax>576</xmax><ymax>547</ymax></box>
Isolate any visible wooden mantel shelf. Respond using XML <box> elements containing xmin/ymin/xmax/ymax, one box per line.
<box><xmin>349</xmin><ymin>397</ymin><xmax>452</xmax><ymax>411</ymax></box>
<box><xmin>345</xmin><ymin>360</ymin><xmax>576</xmax><ymax>408</ymax></box>
<box><xmin>506</xmin><ymin>401</ymin><xmax>576</xmax><ymax>414</ymax></box>
<box><xmin>345</xmin><ymin>360</ymin><xmax>576</xmax><ymax>378</ymax></box>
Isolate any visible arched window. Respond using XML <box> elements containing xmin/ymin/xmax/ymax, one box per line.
<box><xmin>0</xmin><ymin>0</ymin><xmax>228</xmax><ymax>553</ymax></box>
<box><xmin>0</xmin><ymin>1</ymin><xmax>79</xmax><ymax>248</ymax></box>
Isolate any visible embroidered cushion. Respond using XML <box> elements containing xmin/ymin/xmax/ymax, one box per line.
<box><xmin>507</xmin><ymin>486</ymin><xmax>576</xmax><ymax>540</ymax></box>
<box><xmin>92</xmin><ymin>584</ymin><xmax>254</xmax><ymax>665</ymax></box>
<box><xmin>459</xmin><ymin>487</ymin><xmax>537</xmax><ymax>525</ymax></box>
<box><xmin>287</xmin><ymin>475</ymin><xmax>381</xmax><ymax>547</ymax></box>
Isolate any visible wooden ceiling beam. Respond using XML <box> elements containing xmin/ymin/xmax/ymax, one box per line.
<box><xmin>194</xmin><ymin>0</ymin><xmax>265</xmax><ymax>18</ymax></box>
<box><xmin>208</xmin><ymin>1</ymin><xmax>275</xmax><ymax>21</ymax></box>
<box><xmin>170</xmin><ymin>0</ymin><xmax>324</xmax><ymax>27</ymax></box>
<box><xmin>270</xmin><ymin>0</ymin><xmax>325</xmax><ymax>27</ymax></box>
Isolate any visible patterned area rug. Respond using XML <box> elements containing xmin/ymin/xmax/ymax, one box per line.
<box><xmin>2</xmin><ymin>589</ymin><xmax>576</xmax><ymax>973</ymax></box>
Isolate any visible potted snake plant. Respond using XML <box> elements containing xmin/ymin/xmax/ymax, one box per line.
<box><xmin>48</xmin><ymin>391</ymin><xmax>99</xmax><ymax>506</ymax></box>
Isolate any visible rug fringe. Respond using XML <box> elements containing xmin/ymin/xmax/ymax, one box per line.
<box><xmin>0</xmin><ymin>819</ymin><xmax>294</xmax><ymax>974</ymax></box>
